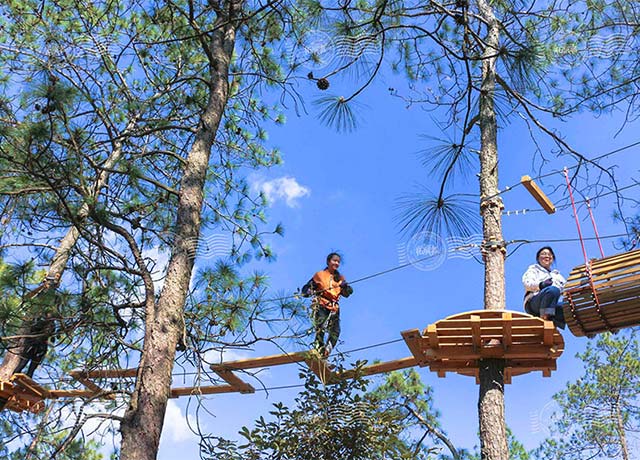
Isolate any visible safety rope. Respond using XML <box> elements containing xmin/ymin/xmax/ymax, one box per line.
<box><xmin>564</xmin><ymin>168</ymin><xmax>589</xmax><ymax>267</ymax></box>
<box><xmin>586</xmin><ymin>198</ymin><xmax>605</xmax><ymax>258</ymax></box>
<box><xmin>563</xmin><ymin>168</ymin><xmax>612</xmax><ymax>333</ymax></box>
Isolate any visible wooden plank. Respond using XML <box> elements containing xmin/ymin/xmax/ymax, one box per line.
<box><xmin>429</xmin><ymin>345</ymin><xmax>561</xmax><ymax>360</ymax></box>
<box><xmin>521</xmin><ymin>175</ymin><xmax>556</xmax><ymax>214</ymax></box>
<box><xmin>504</xmin><ymin>368</ymin><xmax>512</xmax><ymax>385</ymax></box>
<box><xmin>402</xmin><ymin>329</ymin><xmax>428</xmax><ymax>365</ymax></box>
<box><xmin>214</xmin><ymin>370</ymin><xmax>255</xmax><ymax>394</ymax></box>
<box><xmin>70</xmin><ymin>368</ymin><xmax>138</xmax><ymax>379</ymax></box>
<box><xmin>337</xmin><ymin>357</ymin><xmax>418</xmax><ymax>380</ymax></box>
<box><xmin>543</xmin><ymin>321</ymin><xmax>554</xmax><ymax>346</ymax></box>
<box><xmin>427</xmin><ymin>324</ymin><xmax>439</xmax><ymax>349</ymax></box>
<box><xmin>429</xmin><ymin>358</ymin><xmax>557</xmax><ymax>372</ymax></box>
<box><xmin>49</xmin><ymin>389</ymin><xmax>100</xmax><ymax>398</ymax></box>
<box><xmin>12</xmin><ymin>374</ymin><xmax>50</xmax><ymax>398</ymax></box>
<box><xmin>170</xmin><ymin>384</ymin><xmax>237</xmax><ymax>398</ymax></box>
<box><xmin>502</xmin><ymin>312</ymin><xmax>512</xmax><ymax>349</ymax></box>
<box><xmin>542</xmin><ymin>368</ymin><xmax>551</xmax><ymax>378</ymax></box>
<box><xmin>210</xmin><ymin>351</ymin><xmax>308</xmax><ymax>371</ymax></box>
<box><xmin>435</xmin><ymin>317</ymin><xmax>543</xmax><ymax>330</ymax></box>
<box><xmin>72</xmin><ymin>377</ymin><xmax>116</xmax><ymax>400</ymax></box>
<box><xmin>471</xmin><ymin>315</ymin><xmax>481</xmax><ymax>351</ymax></box>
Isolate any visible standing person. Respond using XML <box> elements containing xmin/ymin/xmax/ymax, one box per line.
<box><xmin>14</xmin><ymin>313</ymin><xmax>57</xmax><ymax>378</ymax></box>
<box><xmin>301</xmin><ymin>252</ymin><xmax>354</xmax><ymax>357</ymax></box>
<box><xmin>522</xmin><ymin>246</ymin><xmax>566</xmax><ymax>329</ymax></box>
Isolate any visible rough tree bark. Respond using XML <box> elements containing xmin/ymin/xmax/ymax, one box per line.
<box><xmin>118</xmin><ymin>2</ymin><xmax>240</xmax><ymax>459</ymax></box>
<box><xmin>476</xmin><ymin>0</ymin><xmax>508</xmax><ymax>458</ymax></box>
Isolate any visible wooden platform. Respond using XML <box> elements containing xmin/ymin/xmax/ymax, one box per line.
<box><xmin>564</xmin><ymin>249</ymin><xmax>640</xmax><ymax>337</ymax></box>
<box><xmin>402</xmin><ymin>310</ymin><xmax>564</xmax><ymax>383</ymax></box>
<box><xmin>0</xmin><ymin>374</ymin><xmax>48</xmax><ymax>413</ymax></box>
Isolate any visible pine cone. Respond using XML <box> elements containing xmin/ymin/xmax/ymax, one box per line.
<box><xmin>317</xmin><ymin>78</ymin><xmax>330</xmax><ymax>90</ymax></box>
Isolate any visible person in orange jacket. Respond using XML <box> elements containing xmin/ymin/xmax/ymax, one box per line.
<box><xmin>302</xmin><ymin>252</ymin><xmax>354</xmax><ymax>357</ymax></box>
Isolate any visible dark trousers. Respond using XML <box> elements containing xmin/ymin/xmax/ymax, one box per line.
<box><xmin>313</xmin><ymin>306</ymin><xmax>340</xmax><ymax>354</ymax></box>
<box><xmin>527</xmin><ymin>286</ymin><xmax>566</xmax><ymax>329</ymax></box>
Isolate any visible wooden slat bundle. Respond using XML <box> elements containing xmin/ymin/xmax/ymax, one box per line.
<box><xmin>563</xmin><ymin>249</ymin><xmax>640</xmax><ymax>337</ymax></box>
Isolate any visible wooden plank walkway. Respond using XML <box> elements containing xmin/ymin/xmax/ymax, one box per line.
<box><xmin>1</xmin><ymin>310</ymin><xmax>566</xmax><ymax>409</ymax></box>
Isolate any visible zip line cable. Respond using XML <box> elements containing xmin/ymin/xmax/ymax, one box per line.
<box><xmin>34</xmin><ymin>228</ymin><xmax>637</xmax><ymax>391</ymax></box>
<box><xmin>483</xmin><ymin>138</ymin><xmax>640</xmax><ymax>204</ymax></box>
<box><xmin>504</xmin><ymin>180</ymin><xmax>640</xmax><ymax>216</ymax></box>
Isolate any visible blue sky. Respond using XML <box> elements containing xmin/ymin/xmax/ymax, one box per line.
<box><xmin>153</xmin><ymin>62</ymin><xmax>640</xmax><ymax>459</ymax></box>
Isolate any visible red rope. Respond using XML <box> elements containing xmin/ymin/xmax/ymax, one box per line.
<box><xmin>586</xmin><ymin>198</ymin><xmax>605</xmax><ymax>258</ymax></box>
<box><xmin>564</xmin><ymin>169</ymin><xmax>612</xmax><ymax>333</ymax></box>
<box><xmin>564</xmin><ymin>168</ymin><xmax>589</xmax><ymax>266</ymax></box>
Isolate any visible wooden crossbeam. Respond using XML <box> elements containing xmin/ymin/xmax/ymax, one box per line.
<box><xmin>12</xmin><ymin>374</ymin><xmax>51</xmax><ymax>398</ymax></box>
<box><xmin>471</xmin><ymin>315</ymin><xmax>481</xmax><ymax>351</ymax></box>
<box><xmin>210</xmin><ymin>351</ymin><xmax>308</xmax><ymax>371</ymax></box>
<box><xmin>70</xmin><ymin>368</ymin><xmax>138</xmax><ymax>379</ymax></box>
<box><xmin>521</xmin><ymin>175</ymin><xmax>556</xmax><ymax>214</ymax></box>
<box><xmin>337</xmin><ymin>357</ymin><xmax>417</xmax><ymax>381</ymax></box>
<box><xmin>214</xmin><ymin>370</ymin><xmax>255</xmax><ymax>394</ymax></box>
<box><xmin>402</xmin><ymin>329</ymin><xmax>428</xmax><ymax>365</ymax></box>
<box><xmin>543</xmin><ymin>321</ymin><xmax>554</xmax><ymax>346</ymax></box>
<box><xmin>502</xmin><ymin>312</ymin><xmax>512</xmax><ymax>349</ymax></box>
<box><xmin>427</xmin><ymin>324</ymin><xmax>439</xmax><ymax>349</ymax></box>
<box><xmin>170</xmin><ymin>384</ymin><xmax>237</xmax><ymax>398</ymax></box>
<box><xmin>49</xmin><ymin>389</ymin><xmax>99</xmax><ymax>398</ymax></box>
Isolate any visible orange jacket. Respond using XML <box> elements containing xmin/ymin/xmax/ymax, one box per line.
<box><xmin>304</xmin><ymin>269</ymin><xmax>353</xmax><ymax>311</ymax></box>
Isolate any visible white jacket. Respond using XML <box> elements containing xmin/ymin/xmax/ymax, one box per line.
<box><xmin>522</xmin><ymin>263</ymin><xmax>566</xmax><ymax>307</ymax></box>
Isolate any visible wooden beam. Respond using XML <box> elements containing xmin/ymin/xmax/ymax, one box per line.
<box><xmin>521</xmin><ymin>175</ymin><xmax>556</xmax><ymax>214</ymax></box>
<box><xmin>210</xmin><ymin>351</ymin><xmax>308</xmax><ymax>371</ymax></box>
<box><xmin>471</xmin><ymin>315</ymin><xmax>481</xmax><ymax>351</ymax></box>
<box><xmin>12</xmin><ymin>374</ymin><xmax>51</xmax><ymax>398</ymax></box>
<box><xmin>170</xmin><ymin>384</ymin><xmax>237</xmax><ymax>398</ymax></box>
<box><xmin>49</xmin><ymin>389</ymin><xmax>100</xmax><ymax>398</ymax></box>
<box><xmin>402</xmin><ymin>329</ymin><xmax>428</xmax><ymax>365</ymax></box>
<box><xmin>70</xmin><ymin>368</ymin><xmax>138</xmax><ymax>379</ymax></box>
<box><xmin>543</xmin><ymin>321</ymin><xmax>554</xmax><ymax>346</ymax></box>
<box><xmin>71</xmin><ymin>377</ymin><xmax>116</xmax><ymax>400</ymax></box>
<box><xmin>337</xmin><ymin>357</ymin><xmax>418</xmax><ymax>380</ymax></box>
<box><xmin>502</xmin><ymin>311</ymin><xmax>512</xmax><ymax>349</ymax></box>
<box><xmin>427</xmin><ymin>324</ymin><xmax>439</xmax><ymax>349</ymax></box>
<box><xmin>214</xmin><ymin>370</ymin><xmax>255</xmax><ymax>394</ymax></box>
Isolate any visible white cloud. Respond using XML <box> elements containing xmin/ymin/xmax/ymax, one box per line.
<box><xmin>251</xmin><ymin>176</ymin><xmax>310</xmax><ymax>207</ymax></box>
<box><xmin>160</xmin><ymin>399</ymin><xmax>198</xmax><ymax>443</ymax></box>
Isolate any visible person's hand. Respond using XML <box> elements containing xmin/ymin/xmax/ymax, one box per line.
<box><xmin>539</xmin><ymin>278</ymin><xmax>553</xmax><ymax>290</ymax></box>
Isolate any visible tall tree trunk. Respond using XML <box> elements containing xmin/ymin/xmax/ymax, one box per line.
<box><xmin>615</xmin><ymin>401</ymin><xmax>630</xmax><ymax>460</ymax></box>
<box><xmin>476</xmin><ymin>0</ymin><xmax>508</xmax><ymax>458</ymax></box>
<box><xmin>0</xmin><ymin>118</ymin><xmax>134</xmax><ymax>384</ymax></box>
<box><xmin>119</xmin><ymin>4</ymin><xmax>239</xmax><ymax>459</ymax></box>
